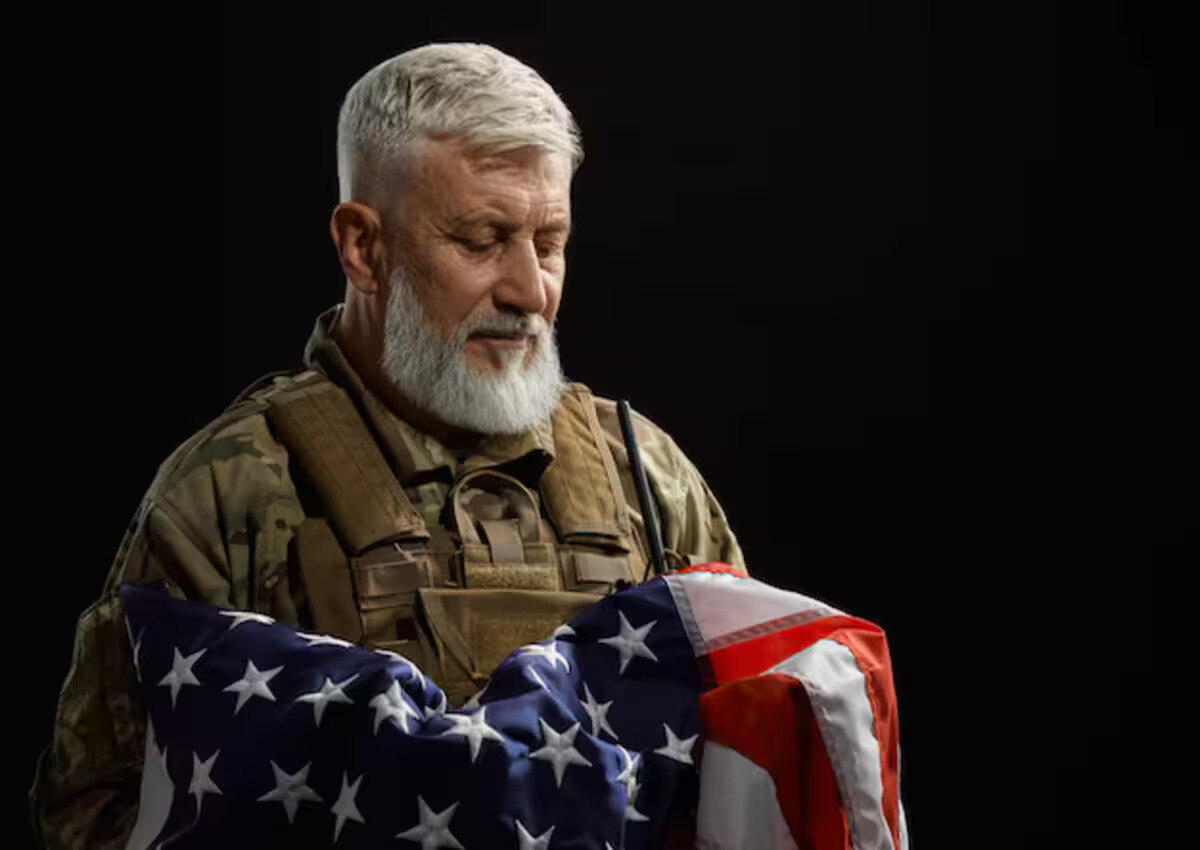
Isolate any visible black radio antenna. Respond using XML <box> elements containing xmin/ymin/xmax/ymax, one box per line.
<box><xmin>617</xmin><ymin>399</ymin><xmax>668</xmax><ymax>580</ymax></box>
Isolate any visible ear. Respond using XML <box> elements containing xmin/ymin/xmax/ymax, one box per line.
<box><xmin>330</xmin><ymin>202</ymin><xmax>388</xmax><ymax>295</ymax></box>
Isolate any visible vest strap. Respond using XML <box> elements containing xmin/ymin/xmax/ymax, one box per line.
<box><xmin>265</xmin><ymin>380</ymin><xmax>427</xmax><ymax>554</ymax></box>
<box><xmin>542</xmin><ymin>384</ymin><xmax>632</xmax><ymax>541</ymax></box>
<box><xmin>480</xmin><ymin>519</ymin><xmax>525</xmax><ymax>563</ymax></box>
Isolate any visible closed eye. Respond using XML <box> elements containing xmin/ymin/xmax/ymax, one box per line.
<box><xmin>456</xmin><ymin>237</ymin><xmax>499</xmax><ymax>254</ymax></box>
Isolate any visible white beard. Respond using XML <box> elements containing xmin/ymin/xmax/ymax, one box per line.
<box><xmin>379</xmin><ymin>264</ymin><xmax>566</xmax><ymax>435</ymax></box>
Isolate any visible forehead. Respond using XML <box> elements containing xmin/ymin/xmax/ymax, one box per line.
<box><xmin>400</xmin><ymin>137</ymin><xmax>572</xmax><ymax>229</ymax></box>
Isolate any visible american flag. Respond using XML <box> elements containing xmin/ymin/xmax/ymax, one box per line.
<box><xmin>121</xmin><ymin>565</ymin><xmax>908</xmax><ymax>849</ymax></box>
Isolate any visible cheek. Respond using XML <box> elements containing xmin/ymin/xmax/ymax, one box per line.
<box><xmin>425</xmin><ymin>255</ymin><xmax>493</xmax><ymax>324</ymax></box>
<box><xmin>544</xmin><ymin>275</ymin><xmax>564</xmax><ymax>320</ymax></box>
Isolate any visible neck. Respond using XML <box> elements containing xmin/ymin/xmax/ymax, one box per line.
<box><xmin>338</xmin><ymin>297</ymin><xmax>484</xmax><ymax>451</ymax></box>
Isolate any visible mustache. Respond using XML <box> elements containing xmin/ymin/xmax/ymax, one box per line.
<box><xmin>458</xmin><ymin>312</ymin><xmax>550</xmax><ymax>339</ymax></box>
<box><xmin>388</xmin><ymin>263</ymin><xmax>550</xmax><ymax>342</ymax></box>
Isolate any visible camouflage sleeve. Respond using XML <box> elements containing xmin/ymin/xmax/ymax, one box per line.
<box><xmin>593</xmin><ymin>399</ymin><xmax>748</xmax><ymax>575</ymax></box>
<box><xmin>32</xmin><ymin>411</ymin><xmax>307</xmax><ymax>849</ymax></box>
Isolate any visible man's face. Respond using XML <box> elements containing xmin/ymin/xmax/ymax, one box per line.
<box><xmin>376</xmin><ymin>138</ymin><xmax>573</xmax><ymax>435</ymax></box>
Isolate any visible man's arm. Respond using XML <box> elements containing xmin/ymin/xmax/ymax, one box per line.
<box><xmin>32</xmin><ymin>413</ymin><xmax>308</xmax><ymax>849</ymax></box>
<box><xmin>33</xmin><ymin>504</ymin><xmax>221</xmax><ymax>848</ymax></box>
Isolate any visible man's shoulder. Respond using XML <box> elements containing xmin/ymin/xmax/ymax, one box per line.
<box><xmin>572</xmin><ymin>385</ymin><xmax>695</xmax><ymax>499</ymax></box>
<box><xmin>145</xmin><ymin>369</ymin><xmax>328</xmax><ymax>508</ymax></box>
<box><xmin>578</xmin><ymin>384</ymin><xmax>747</xmax><ymax>573</ymax></box>
<box><xmin>581</xmin><ymin>386</ymin><xmax>683</xmax><ymax>459</ymax></box>
<box><xmin>101</xmin><ymin>368</ymin><xmax>320</xmax><ymax>615</ymax></box>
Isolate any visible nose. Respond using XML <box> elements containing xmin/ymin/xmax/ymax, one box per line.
<box><xmin>492</xmin><ymin>238</ymin><xmax>549</xmax><ymax>317</ymax></box>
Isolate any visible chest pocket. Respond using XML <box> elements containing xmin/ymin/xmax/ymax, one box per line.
<box><xmin>448</xmin><ymin>468</ymin><xmax>561</xmax><ymax>591</ymax></box>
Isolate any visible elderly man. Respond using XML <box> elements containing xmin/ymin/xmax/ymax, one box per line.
<box><xmin>31</xmin><ymin>42</ymin><xmax>746</xmax><ymax>848</ymax></box>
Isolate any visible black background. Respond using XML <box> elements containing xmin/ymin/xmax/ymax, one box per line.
<box><xmin>20</xmin><ymin>1</ymin><xmax>1184</xmax><ymax>846</ymax></box>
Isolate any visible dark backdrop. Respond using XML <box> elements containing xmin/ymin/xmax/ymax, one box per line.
<box><xmin>21</xmin><ymin>1</ymin><xmax>1180</xmax><ymax>846</ymax></box>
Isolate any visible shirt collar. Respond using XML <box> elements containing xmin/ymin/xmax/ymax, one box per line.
<box><xmin>302</xmin><ymin>303</ymin><xmax>556</xmax><ymax>489</ymax></box>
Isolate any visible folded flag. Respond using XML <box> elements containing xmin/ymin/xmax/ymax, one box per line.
<box><xmin>121</xmin><ymin>565</ymin><xmax>908</xmax><ymax>849</ymax></box>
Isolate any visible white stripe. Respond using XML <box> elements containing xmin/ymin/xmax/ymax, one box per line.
<box><xmin>772</xmin><ymin>640</ymin><xmax>896</xmax><ymax>850</ymax></box>
<box><xmin>665</xmin><ymin>572</ymin><xmax>845</xmax><ymax>652</ymax></box>
<box><xmin>695</xmin><ymin>741</ymin><xmax>799</xmax><ymax>850</ymax></box>
<box><xmin>125</xmin><ymin>722</ymin><xmax>173</xmax><ymax>850</ymax></box>
<box><xmin>663</xmin><ymin>570</ymin><xmax>707</xmax><ymax>659</ymax></box>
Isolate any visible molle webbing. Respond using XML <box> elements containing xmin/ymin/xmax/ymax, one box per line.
<box><xmin>542</xmin><ymin>385</ymin><xmax>633</xmax><ymax>543</ymax></box>
<box><xmin>264</xmin><ymin>380</ymin><xmax>427</xmax><ymax>555</ymax></box>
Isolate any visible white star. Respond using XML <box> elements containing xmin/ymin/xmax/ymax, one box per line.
<box><xmin>654</xmin><ymin>723</ymin><xmax>698</xmax><ymax>765</ymax></box>
<box><xmin>527</xmin><ymin>667</ymin><xmax>548</xmax><ymax>691</ymax></box>
<box><xmin>396</xmin><ymin>796</ymin><xmax>464</xmax><ymax>849</ymax></box>
<box><xmin>530</xmin><ymin>718</ymin><xmax>593</xmax><ymax>787</ymax></box>
<box><xmin>516</xmin><ymin>820</ymin><xmax>555</xmax><ymax>850</ymax></box>
<box><xmin>616</xmin><ymin>746</ymin><xmax>640</xmax><ymax>792</ymax></box>
<box><xmin>616</xmin><ymin>746</ymin><xmax>648</xmax><ymax>823</ymax></box>
<box><xmin>439</xmin><ymin>706</ymin><xmax>504</xmax><ymax>763</ymax></box>
<box><xmin>624</xmin><ymin>783</ymin><xmax>649</xmax><ymax>822</ymax></box>
<box><xmin>222</xmin><ymin>659</ymin><xmax>284</xmax><ymax>714</ymax></box>
<box><xmin>551</xmin><ymin>624</ymin><xmax>576</xmax><ymax>640</ymax></box>
<box><xmin>518</xmin><ymin>640</ymin><xmax>570</xmax><ymax>672</ymax></box>
<box><xmin>330</xmin><ymin>771</ymin><xmax>366</xmax><ymax>842</ymax></box>
<box><xmin>188</xmin><ymin>750</ymin><xmax>222</xmax><ymax>814</ymax></box>
<box><xmin>296</xmin><ymin>630</ymin><xmax>354</xmax><ymax>648</ymax></box>
<box><xmin>131</xmin><ymin>629</ymin><xmax>144</xmax><ymax>685</ymax></box>
<box><xmin>157</xmin><ymin>647</ymin><xmax>205</xmax><ymax>708</ymax></box>
<box><xmin>257</xmin><ymin>760</ymin><xmax>323</xmax><ymax>824</ymax></box>
<box><xmin>295</xmin><ymin>674</ymin><xmax>357</xmax><ymax>726</ymax></box>
<box><xmin>379</xmin><ymin>648</ymin><xmax>432</xmax><ymax>696</ymax></box>
<box><xmin>160</xmin><ymin>743</ymin><xmax>171</xmax><ymax>781</ymax></box>
<box><xmin>580</xmin><ymin>683</ymin><xmax>618</xmax><ymax>740</ymax></box>
<box><xmin>598</xmin><ymin>611</ymin><xmax>659</xmax><ymax>674</ymax></box>
<box><xmin>461</xmin><ymin>681</ymin><xmax>490</xmax><ymax>711</ymax></box>
<box><xmin>218</xmin><ymin>609</ymin><xmax>275</xmax><ymax>630</ymax></box>
<box><xmin>369</xmin><ymin>680</ymin><xmax>421</xmax><ymax>734</ymax></box>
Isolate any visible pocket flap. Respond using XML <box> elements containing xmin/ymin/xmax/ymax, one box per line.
<box><xmin>573</xmin><ymin>550</ymin><xmax>632</xmax><ymax>584</ymax></box>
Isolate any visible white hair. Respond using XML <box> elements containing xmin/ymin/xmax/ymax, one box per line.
<box><xmin>379</xmin><ymin>259</ymin><xmax>566</xmax><ymax>435</ymax></box>
<box><xmin>336</xmin><ymin>43</ymin><xmax>584</xmax><ymax>203</ymax></box>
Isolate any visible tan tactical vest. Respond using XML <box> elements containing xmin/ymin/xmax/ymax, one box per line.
<box><xmin>243</xmin><ymin>370</ymin><xmax>652</xmax><ymax>705</ymax></box>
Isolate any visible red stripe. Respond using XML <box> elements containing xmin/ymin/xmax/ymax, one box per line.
<box><xmin>824</xmin><ymin>626</ymin><xmax>903</xmax><ymax>849</ymax></box>
<box><xmin>673</xmin><ymin>562</ymin><xmax>749</xmax><ymax>578</ymax></box>
<box><xmin>702</xmin><ymin>675</ymin><xmax>851</xmax><ymax>849</ymax></box>
<box><xmin>707</xmin><ymin>614</ymin><xmax>882</xmax><ymax>684</ymax></box>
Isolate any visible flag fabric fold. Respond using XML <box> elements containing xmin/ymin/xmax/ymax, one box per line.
<box><xmin>121</xmin><ymin>565</ymin><xmax>907</xmax><ymax>849</ymax></box>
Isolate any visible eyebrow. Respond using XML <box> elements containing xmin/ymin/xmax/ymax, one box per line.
<box><xmin>450</xmin><ymin>212</ymin><xmax>572</xmax><ymax>238</ymax></box>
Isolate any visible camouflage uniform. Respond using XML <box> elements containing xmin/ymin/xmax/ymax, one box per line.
<box><xmin>30</xmin><ymin>303</ymin><xmax>746</xmax><ymax>849</ymax></box>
